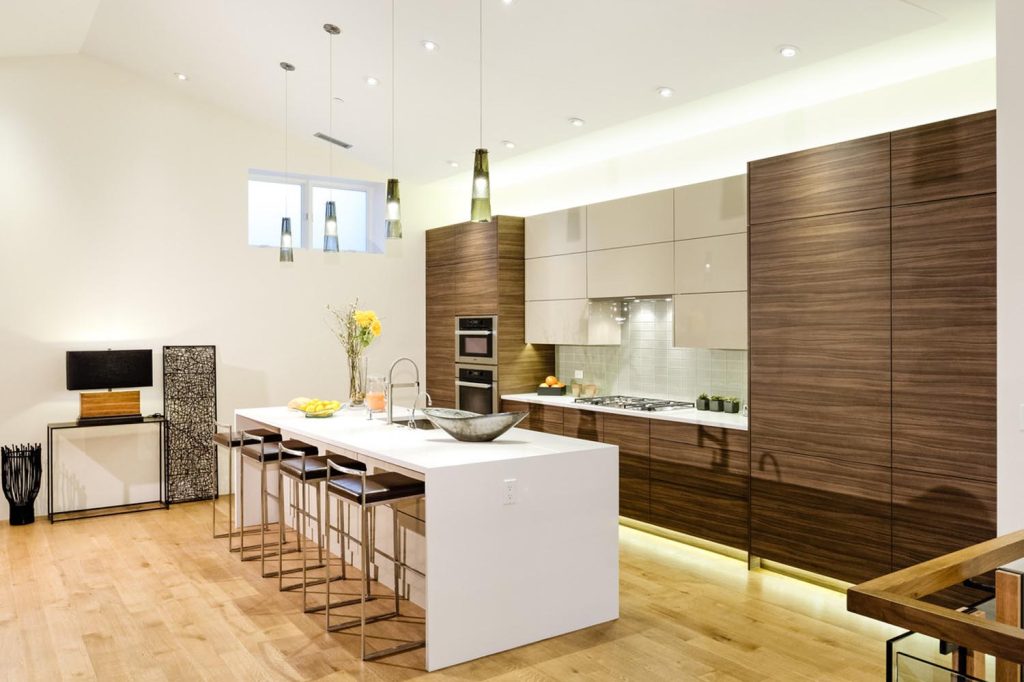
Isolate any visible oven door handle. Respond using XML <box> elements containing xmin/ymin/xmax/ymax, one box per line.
<box><xmin>456</xmin><ymin>380</ymin><xmax>494</xmax><ymax>389</ymax></box>
<box><xmin>456</xmin><ymin>330</ymin><xmax>495</xmax><ymax>336</ymax></box>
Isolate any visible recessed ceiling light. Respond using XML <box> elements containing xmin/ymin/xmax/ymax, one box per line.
<box><xmin>779</xmin><ymin>45</ymin><xmax>799</xmax><ymax>58</ymax></box>
<box><xmin>657</xmin><ymin>86</ymin><xmax>674</xmax><ymax>98</ymax></box>
<box><xmin>502</xmin><ymin>0</ymin><xmax>514</xmax><ymax>4</ymax></box>
<box><xmin>174</xmin><ymin>72</ymin><xmax>188</xmax><ymax>81</ymax></box>
<box><xmin>447</xmin><ymin>160</ymin><xmax>459</xmax><ymax>168</ymax></box>
<box><xmin>568</xmin><ymin>117</ymin><xmax>585</xmax><ymax>127</ymax></box>
<box><xmin>365</xmin><ymin>76</ymin><xmax>379</xmax><ymax>86</ymax></box>
<box><xmin>502</xmin><ymin>140</ymin><xmax>516</xmax><ymax>149</ymax></box>
<box><xmin>422</xmin><ymin>40</ymin><xmax>439</xmax><ymax>52</ymax></box>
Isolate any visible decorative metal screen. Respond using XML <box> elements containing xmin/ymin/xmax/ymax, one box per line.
<box><xmin>163</xmin><ymin>346</ymin><xmax>216</xmax><ymax>503</ymax></box>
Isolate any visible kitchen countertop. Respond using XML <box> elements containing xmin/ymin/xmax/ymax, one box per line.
<box><xmin>236</xmin><ymin>405</ymin><xmax>614</xmax><ymax>473</ymax></box>
<box><xmin>501</xmin><ymin>393</ymin><xmax>749</xmax><ymax>431</ymax></box>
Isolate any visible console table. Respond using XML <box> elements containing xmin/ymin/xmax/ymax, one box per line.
<box><xmin>46</xmin><ymin>416</ymin><xmax>168</xmax><ymax>523</ymax></box>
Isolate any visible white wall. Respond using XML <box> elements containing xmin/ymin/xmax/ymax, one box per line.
<box><xmin>409</xmin><ymin>58</ymin><xmax>995</xmax><ymax>225</ymax></box>
<box><xmin>0</xmin><ymin>55</ymin><xmax>427</xmax><ymax>519</ymax></box>
<box><xmin>997</xmin><ymin>1</ymin><xmax>1024</xmax><ymax>535</ymax></box>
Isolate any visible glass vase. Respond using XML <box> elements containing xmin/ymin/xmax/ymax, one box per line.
<box><xmin>348</xmin><ymin>353</ymin><xmax>366</xmax><ymax>406</ymax></box>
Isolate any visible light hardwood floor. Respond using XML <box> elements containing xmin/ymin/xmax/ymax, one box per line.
<box><xmin>0</xmin><ymin>501</ymin><xmax>899</xmax><ymax>680</ymax></box>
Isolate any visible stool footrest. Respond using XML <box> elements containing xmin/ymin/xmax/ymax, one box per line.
<box><xmin>363</xmin><ymin>640</ymin><xmax>426</xmax><ymax>661</ymax></box>
<box><xmin>327</xmin><ymin>609</ymin><xmax>398</xmax><ymax>633</ymax></box>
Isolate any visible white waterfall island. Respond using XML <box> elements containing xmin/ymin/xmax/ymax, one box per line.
<box><xmin>234</xmin><ymin>406</ymin><xmax>619</xmax><ymax>671</ymax></box>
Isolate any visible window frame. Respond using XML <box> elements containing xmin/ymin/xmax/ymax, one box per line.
<box><xmin>248</xmin><ymin>169</ymin><xmax>385</xmax><ymax>253</ymax></box>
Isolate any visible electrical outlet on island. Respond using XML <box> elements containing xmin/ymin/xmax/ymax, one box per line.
<box><xmin>503</xmin><ymin>478</ymin><xmax>517</xmax><ymax>505</ymax></box>
<box><xmin>574</xmin><ymin>369</ymin><xmax>584</xmax><ymax>380</ymax></box>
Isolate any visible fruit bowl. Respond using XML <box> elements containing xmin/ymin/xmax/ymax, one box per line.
<box><xmin>421</xmin><ymin>408</ymin><xmax>528</xmax><ymax>442</ymax></box>
<box><xmin>288</xmin><ymin>397</ymin><xmax>341</xmax><ymax>418</ymax></box>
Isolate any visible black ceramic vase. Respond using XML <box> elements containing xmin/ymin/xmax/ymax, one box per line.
<box><xmin>2</xmin><ymin>443</ymin><xmax>42</xmax><ymax>525</ymax></box>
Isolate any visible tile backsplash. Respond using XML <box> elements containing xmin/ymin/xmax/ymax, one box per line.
<box><xmin>555</xmin><ymin>299</ymin><xmax>748</xmax><ymax>404</ymax></box>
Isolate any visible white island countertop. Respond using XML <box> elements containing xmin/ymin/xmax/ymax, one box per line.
<box><xmin>501</xmin><ymin>393</ymin><xmax>749</xmax><ymax>430</ymax></box>
<box><xmin>234</xmin><ymin>404</ymin><xmax>618</xmax><ymax>672</ymax></box>
<box><xmin>236</xmin><ymin>405</ymin><xmax>606</xmax><ymax>473</ymax></box>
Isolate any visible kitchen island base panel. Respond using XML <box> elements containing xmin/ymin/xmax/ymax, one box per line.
<box><xmin>424</xmin><ymin>447</ymin><xmax>619</xmax><ymax>671</ymax></box>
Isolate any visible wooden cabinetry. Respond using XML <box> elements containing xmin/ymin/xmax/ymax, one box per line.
<box><xmin>750</xmin><ymin>450</ymin><xmax>893</xmax><ymax>584</ymax></box>
<box><xmin>425</xmin><ymin>217</ymin><xmax>554</xmax><ymax>409</ymax></box>
<box><xmin>748</xmin><ymin>134</ymin><xmax>890</xmax><ymax>225</ymax></box>
<box><xmin>586</xmin><ymin>189</ymin><xmax>673</xmax><ymax>250</ymax></box>
<box><xmin>649</xmin><ymin>421</ymin><xmax>749</xmax><ymax>549</ymax></box>
<box><xmin>891</xmin><ymin>110</ymin><xmax>996</xmax><ymax>206</ymax></box>
<box><xmin>891</xmin><ymin>194</ymin><xmax>996</xmax><ymax>482</ymax></box>
<box><xmin>747</xmin><ymin>111</ymin><xmax>996</xmax><ymax>585</ymax></box>
<box><xmin>500</xmin><ymin>399</ymin><xmax>532</xmax><ymax>430</ymax></box>
<box><xmin>601</xmin><ymin>413</ymin><xmax>651</xmax><ymax>523</ymax></box>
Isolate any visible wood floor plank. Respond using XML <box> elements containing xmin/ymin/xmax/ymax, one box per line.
<box><xmin>0</xmin><ymin>502</ymin><xmax>901</xmax><ymax>681</ymax></box>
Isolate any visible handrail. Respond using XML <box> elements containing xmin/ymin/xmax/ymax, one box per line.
<box><xmin>847</xmin><ymin>528</ymin><xmax>1024</xmax><ymax>665</ymax></box>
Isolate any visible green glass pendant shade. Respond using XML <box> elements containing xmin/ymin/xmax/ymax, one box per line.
<box><xmin>279</xmin><ymin>216</ymin><xmax>294</xmax><ymax>262</ymax></box>
<box><xmin>385</xmin><ymin>178</ymin><xmax>402</xmax><ymax>239</ymax></box>
<box><xmin>324</xmin><ymin>200</ymin><xmax>339</xmax><ymax>252</ymax></box>
<box><xmin>470</xmin><ymin>148</ymin><xmax>491</xmax><ymax>222</ymax></box>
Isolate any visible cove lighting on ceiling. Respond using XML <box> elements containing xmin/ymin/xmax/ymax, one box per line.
<box><xmin>779</xmin><ymin>45</ymin><xmax>799</xmax><ymax>58</ymax></box>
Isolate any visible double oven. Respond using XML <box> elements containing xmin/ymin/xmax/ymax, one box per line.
<box><xmin>455</xmin><ymin>315</ymin><xmax>499</xmax><ymax>414</ymax></box>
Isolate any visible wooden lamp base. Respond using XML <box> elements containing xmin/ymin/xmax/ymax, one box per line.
<box><xmin>79</xmin><ymin>390</ymin><xmax>141</xmax><ymax>419</ymax></box>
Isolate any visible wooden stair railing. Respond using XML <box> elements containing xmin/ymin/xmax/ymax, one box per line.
<box><xmin>847</xmin><ymin>529</ymin><xmax>1024</xmax><ymax>673</ymax></box>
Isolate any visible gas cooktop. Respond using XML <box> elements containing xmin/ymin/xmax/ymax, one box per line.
<box><xmin>574</xmin><ymin>395</ymin><xmax>695</xmax><ymax>412</ymax></box>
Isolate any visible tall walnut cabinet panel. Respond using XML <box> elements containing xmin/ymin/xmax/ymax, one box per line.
<box><xmin>748</xmin><ymin>110</ymin><xmax>996</xmax><ymax>586</ymax></box>
<box><xmin>425</xmin><ymin>216</ymin><xmax>554</xmax><ymax>409</ymax></box>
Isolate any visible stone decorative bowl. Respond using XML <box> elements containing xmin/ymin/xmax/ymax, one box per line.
<box><xmin>421</xmin><ymin>408</ymin><xmax>529</xmax><ymax>442</ymax></box>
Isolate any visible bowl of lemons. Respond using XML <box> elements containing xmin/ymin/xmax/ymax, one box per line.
<box><xmin>288</xmin><ymin>397</ymin><xmax>341</xmax><ymax>418</ymax></box>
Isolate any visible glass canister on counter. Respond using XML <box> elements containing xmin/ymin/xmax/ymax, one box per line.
<box><xmin>365</xmin><ymin>375</ymin><xmax>386</xmax><ymax>414</ymax></box>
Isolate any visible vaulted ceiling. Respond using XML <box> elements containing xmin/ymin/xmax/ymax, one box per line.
<box><xmin>0</xmin><ymin>0</ymin><xmax>995</xmax><ymax>181</ymax></box>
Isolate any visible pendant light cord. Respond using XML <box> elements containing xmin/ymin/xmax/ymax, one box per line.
<box><xmin>329</xmin><ymin>31</ymin><xmax>334</xmax><ymax>177</ymax></box>
<box><xmin>479</xmin><ymin>0</ymin><xmax>483</xmax><ymax>148</ymax></box>
<box><xmin>392</xmin><ymin>0</ymin><xmax>396</xmax><ymax>177</ymax></box>
<box><xmin>284</xmin><ymin>67</ymin><xmax>289</xmax><ymax>215</ymax></box>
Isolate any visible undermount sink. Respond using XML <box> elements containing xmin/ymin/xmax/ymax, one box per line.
<box><xmin>389</xmin><ymin>417</ymin><xmax>438</xmax><ymax>430</ymax></box>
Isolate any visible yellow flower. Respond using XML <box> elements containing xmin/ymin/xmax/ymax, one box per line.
<box><xmin>354</xmin><ymin>310</ymin><xmax>372</xmax><ymax>328</ymax></box>
<box><xmin>370</xmin><ymin>319</ymin><xmax>382</xmax><ymax>337</ymax></box>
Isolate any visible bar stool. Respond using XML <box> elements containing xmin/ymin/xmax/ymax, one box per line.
<box><xmin>276</xmin><ymin>449</ymin><xmax>362</xmax><ymax>612</ymax></box>
<box><xmin>211</xmin><ymin>423</ymin><xmax>259</xmax><ymax>549</ymax></box>
<box><xmin>238</xmin><ymin>429</ymin><xmax>299</xmax><ymax>577</ymax></box>
<box><xmin>324</xmin><ymin>459</ymin><xmax>426</xmax><ymax>661</ymax></box>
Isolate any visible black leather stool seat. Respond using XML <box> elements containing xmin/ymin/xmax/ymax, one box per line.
<box><xmin>213</xmin><ymin>432</ymin><xmax>260</xmax><ymax>448</ymax></box>
<box><xmin>241</xmin><ymin>428</ymin><xmax>283</xmax><ymax>443</ymax></box>
<box><xmin>240</xmin><ymin>443</ymin><xmax>295</xmax><ymax>463</ymax></box>
<box><xmin>279</xmin><ymin>439</ymin><xmax>319</xmax><ymax>456</ymax></box>
<box><xmin>280</xmin><ymin>453</ymin><xmax>362</xmax><ymax>481</ymax></box>
<box><xmin>327</xmin><ymin>472</ymin><xmax>425</xmax><ymax>505</ymax></box>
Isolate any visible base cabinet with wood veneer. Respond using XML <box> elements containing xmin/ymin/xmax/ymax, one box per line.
<box><xmin>504</xmin><ymin>401</ymin><xmax>750</xmax><ymax>542</ymax></box>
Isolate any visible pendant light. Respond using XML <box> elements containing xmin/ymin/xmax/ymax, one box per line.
<box><xmin>470</xmin><ymin>0</ymin><xmax>491</xmax><ymax>222</ymax></box>
<box><xmin>323</xmin><ymin>24</ymin><xmax>340</xmax><ymax>252</ymax></box>
<box><xmin>279</xmin><ymin>61</ymin><xmax>295</xmax><ymax>263</ymax></box>
<box><xmin>385</xmin><ymin>0</ymin><xmax>402</xmax><ymax>239</ymax></box>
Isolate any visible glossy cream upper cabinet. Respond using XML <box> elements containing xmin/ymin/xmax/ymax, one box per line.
<box><xmin>525</xmin><ymin>253</ymin><xmax>587</xmax><ymax>301</ymax></box>
<box><xmin>674</xmin><ymin>292</ymin><xmax>748</xmax><ymax>350</ymax></box>
<box><xmin>674</xmin><ymin>233</ymin><xmax>747</xmax><ymax>294</ymax></box>
<box><xmin>674</xmin><ymin>175</ymin><xmax>747</xmax><ymax>240</ymax></box>
<box><xmin>587</xmin><ymin>243</ymin><xmax>675</xmax><ymax>299</ymax></box>
<box><xmin>525</xmin><ymin>207</ymin><xmax>587</xmax><ymax>259</ymax></box>
<box><xmin>525</xmin><ymin>300</ymin><xmax>588</xmax><ymax>345</ymax></box>
<box><xmin>586</xmin><ymin>189</ymin><xmax>674</xmax><ymax>251</ymax></box>
<box><xmin>525</xmin><ymin>299</ymin><xmax>622</xmax><ymax>345</ymax></box>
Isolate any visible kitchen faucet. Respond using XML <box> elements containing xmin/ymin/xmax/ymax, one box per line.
<box><xmin>409</xmin><ymin>392</ymin><xmax>432</xmax><ymax>429</ymax></box>
<box><xmin>386</xmin><ymin>357</ymin><xmax>421</xmax><ymax>426</ymax></box>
